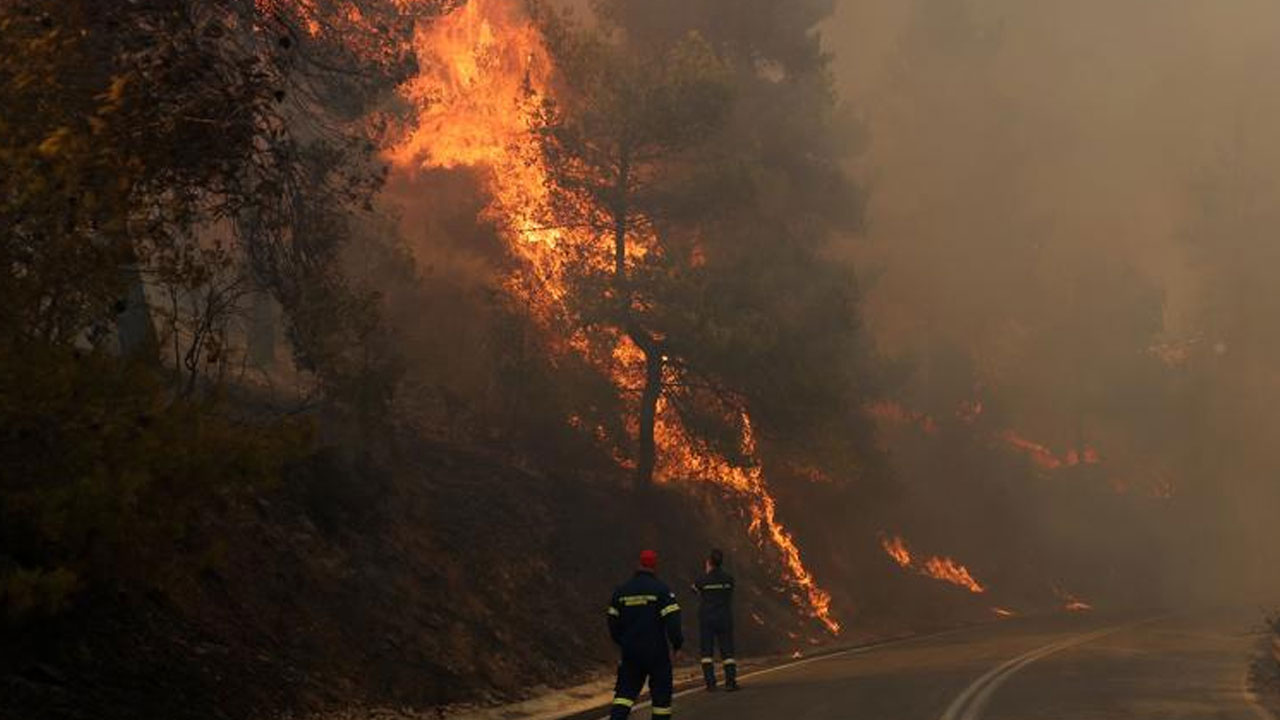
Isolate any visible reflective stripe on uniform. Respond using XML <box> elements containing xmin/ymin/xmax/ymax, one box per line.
<box><xmin>723</xmin><ymin>658</ymin><xmax>736</xmax><ymax>665</ymax></box>
<box><xmin>607</xmin><ymin>607</ymin><xmax>620</xmax><ymax>616</ymax></box>
<box><xmin>612</xmin><ymin>697</ymin><xmax>635</xmax><ymax>707</ymax></box>
<box><xmin>652</xmin><ymin>707</ymin><xmax>672</xmax><ymax>716</ymax></box>
<box><xmin>701</xmin><ymin>583</ymin><xmax>731</xmax><ymax>590</ymax></box>
<box><xmin>619</xmin><ymin>594</ymin><xmax>658</xmax><ymax>606</ymax></box>
<box><xmin>659</xmin><ymin>603</ymin><xmax>680</xmax><ymax>617</ymax></box>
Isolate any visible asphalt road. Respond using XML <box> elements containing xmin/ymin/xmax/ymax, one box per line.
<box><xmin>608</xmin><ymin>609</ymin><xmax>1270</xmax><ymax>720</ymax></box>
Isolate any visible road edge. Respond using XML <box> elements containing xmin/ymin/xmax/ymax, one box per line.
<box><xmin>559</xmin><ymin>623</ymin><xmax>982</xmax><ymax>720</ymax></box>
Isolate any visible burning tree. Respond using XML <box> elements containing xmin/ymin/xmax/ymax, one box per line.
<box><xmin>387</xmin><ymin>0</ymin><xmax>856</xmax><ymax>632</ymax></box>
<box><xmin>531</xmin><ymin>0</ymin><xmax>874</xmax><ymax>485</ymax></box>
<box><xmin>526</xmin><ymin>5</ymin><xmax>864</xmax><ymax>631</ymax></box>
<box><xmin>531</xmin><ymin>12</ymin><xmax>735</xmax><ymax>487</ymax></box>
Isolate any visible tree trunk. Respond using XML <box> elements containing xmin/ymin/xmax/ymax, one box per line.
<box><xmin>635</xmin><ymin>341</ymin><xmax>663</xmax><ymax>487</ymax></box>
<box><xmin>610</xmin><ymin>148</ymin><xmax>664</xmax><ymax>487</ymax></box>
<box><xmin>116</xmin><ymin>263</ymin><xmax>158</xmax><ymax>360</ymax></box>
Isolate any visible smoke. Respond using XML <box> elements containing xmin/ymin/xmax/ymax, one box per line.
<box><xmin>824</xmin><ymin>0</ymin><xmax>1280</xmax><ymax>605</ymax></box>
<box><xmin>341</xmin><ymin>0</ymin><xmax>1280</xmax><ymax>621</ymax></box>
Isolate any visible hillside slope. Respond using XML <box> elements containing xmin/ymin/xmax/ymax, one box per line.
<box><xmin>0</xmin><ymin>436</ymin><xmax>835</xmax><ymax>720</ymax></box>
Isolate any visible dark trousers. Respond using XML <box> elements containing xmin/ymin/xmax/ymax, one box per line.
<box><xmin>610</xmin><ymin>656</ymin><xmax>673</xmax><ymax>718</ymax></box>
<box><xmin>699</xmin><ymin>617</ymin><xmax>736</xmax><ymax>687</ymax></box>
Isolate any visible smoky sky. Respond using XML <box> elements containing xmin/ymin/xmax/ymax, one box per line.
<box><xmin>823</xmin><ymin>0</ymin><xmax>1280</xmax><ymax>600</ymax></box>
<box><xmin>427</xmin><ymin>0</ymin><xmax>1280</xmax><ymax>604</ymax></box>
<box><xmin>829</xmin><ymin>0</ymin><xmax>1280</xmax><ymax>349</ymax></box>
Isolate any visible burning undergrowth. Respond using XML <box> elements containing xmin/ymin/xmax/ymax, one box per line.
<box><xmin>880</xmin><ymin>533</ymin><xmax>986</xmax><ymax>594</ymax></box>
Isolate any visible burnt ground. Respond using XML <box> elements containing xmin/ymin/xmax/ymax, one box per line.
<box><xmin>0</xmin><ymin>438</ymin><xmax>842</xmax><ymax>720</ymax></box>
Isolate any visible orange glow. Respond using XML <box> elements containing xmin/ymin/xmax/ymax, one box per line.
<box><xmin>880</xmin><ymin>534</ymin><xmax>912</xmax><ymax>568</ymax></box>
<box><xmin>1000</xmin><ymin>430</ymin><xmax>1101</xmax><ymax>471</ymax></box>
<box><xmin>657</xmin><ymin>406</ymin><xmax>840</xmax><ymax>634</ymax></box>
<box><xmin>867</xmin><ymin>401</ymin><xmax>938</xmax><ymax>435</ymax></box>
<box><xmin>1000</xmin><ymin>430</ymin><xmax>1063</xmax><ymax>470</ymax></box>
<box><xmin>880</xmin><ymin>533</ymin><xmax>986</xmax><ymax>594</ymax></box>
<box><xmin>254</xmin><ymin>0</ymin><xmax>355</xmax><ymax>36</ymax></box>
<box><xmin>957</xmin><ymin>399</ymin><xmax>984</xmax><ymax>424</ymax></box>
<box><xmin>1054</xmin><ymin>587</ymin><xmax>1094</xmax><ymax>612</ymax></box>
<box><xmin>386</xmin><ymin>0</ymin><xmax>839</xmax><ymax>634</ymax></box>
<box><xmin>389</xmin><ymin>0</ymin><xmax>588</xmax><ymax>310</ymax></box>
<box><xmin>869</xmin><ymin>401</ymin><xmax>1104</xmax><ymax>476</ymax></box>
<box><xmin>921</xmin><ymin>556</ymin><xmax>985</xmax><ymax>594</ymax></box>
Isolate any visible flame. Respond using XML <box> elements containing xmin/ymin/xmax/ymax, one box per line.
<box><xmin>386</xmin><ymin>0</ymin><xmax>838</xmax><ymax>633</ymax></box>
<box><xmin>656</xmin><ymin>405</ymin><xmax>840</xmax><ymax>634</ymax></box>
<box><xmin>389</xmin><ymin>0</ymin><xmax>590</xmax><ymax>310</ymax></box>
<box><xmin>880</xmin><ymin>534</ymin><xmax>912</xmax><ymax>568</ymax></box>
<box><xmin>869</xmin><ymin>400</ymin><xmax>1102</xmax><ymax>474</ymax></box>
<box><xmin>921</xmin><ymin>556</ymin><xmax>986</xmax><ymax>594</ymax></box>
<box><xmin>880</xmin><ymin>533</ymin><xmax>986</xmax><ymax>594</ymax></box>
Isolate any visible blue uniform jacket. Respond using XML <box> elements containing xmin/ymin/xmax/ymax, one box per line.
<box><xmin>607</xmin><ymin>570</ymin><xmax>683</xmax><ymax>664</ymax></box>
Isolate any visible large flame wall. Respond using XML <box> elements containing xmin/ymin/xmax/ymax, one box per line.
<box><xmin>388</xmin><ymin>0</ymin><xmax>840</xmax><ymax>634</ymax></box>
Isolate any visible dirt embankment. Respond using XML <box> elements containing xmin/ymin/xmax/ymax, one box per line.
<box><xmin>0</xmin><ymin>437</ymin><xmax>828</xmax><ymax>720</ymax></box>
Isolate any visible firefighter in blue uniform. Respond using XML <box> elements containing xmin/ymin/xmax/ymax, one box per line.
<box><xmin>607</xmin><ymin>549</ymin><xmax>683</xmax><ymax>718</ymax></box>
<box><xmin>693</xmin><ymin>548</ymin><xmax>737</xmax><ymax>691</ymax></box>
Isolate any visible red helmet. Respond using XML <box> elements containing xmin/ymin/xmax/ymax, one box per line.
<box><xmin>639</xmin><ymin>549</ymin><xmax>658</xmax><ymax>570</ymax></box>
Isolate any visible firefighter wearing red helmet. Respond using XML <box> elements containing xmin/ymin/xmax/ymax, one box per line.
<box><xmin>606</xmin><ymin>549</ymin><xmax>684</xmax><ymax>718</ymax></box>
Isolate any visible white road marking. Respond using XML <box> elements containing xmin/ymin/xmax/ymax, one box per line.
<box><xmin>939</xmin><ymin>619</ymin><xmax>1155</xmax><ymax>720</ymax></box>
<box><xmin>591</xmin><ymin>627</ymin><xmax>973</xmax><ymax>720</ymax></box>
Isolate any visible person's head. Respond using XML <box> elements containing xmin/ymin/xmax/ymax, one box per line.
<box><xmin>639</xmin><ymin>549</ymin><xmax>658</xmax><ymax>572</ymax></box>
<box><xmin>706</xmin><ymin>548</ymin><xmax>724</xmax><ymax>572</ymax></box>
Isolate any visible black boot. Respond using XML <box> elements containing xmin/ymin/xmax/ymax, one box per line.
<box><xmin>702</xmin><ymin>659</ymin><xmax>717</xmax><ymax>691</ymax></box>
<box><xmin>724</xmin><ymin>659</ymin><xmax>738</xmax><ymax>691</ymax></box>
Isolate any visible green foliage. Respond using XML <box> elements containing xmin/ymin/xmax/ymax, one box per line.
<box><xmin>534</xmin><ymin>0</ymin><xmax>875</xmax><ymax>481</ymax></box>
<box><xmin>0</xmin><ymin>0</ymin><xmax>421</xmax><ymax>372</ymax></box>
<box><xmin>532</xmin><ymin>8</ymin><xmax>734</xmax><ymax>255</ymax></box>
<box><xmin>0</xmin><ymin>344</ymin><xmax>310</xmax><ymax>621</ymax></box>
<box><xmin>0</xmin><ymin>0</ymin><xmax>423</xmax><ymax>623</ymax></box>
<box><xmin>0</xmin><ymin>340</ymin><xmax>309</xmax><ymax>617</ymax></box>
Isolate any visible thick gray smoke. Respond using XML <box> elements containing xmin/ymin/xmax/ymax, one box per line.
<box><xmin>825</xmin><ymin>0</ymin><xmax>1280</xmax><ymax>604</ymax></box>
